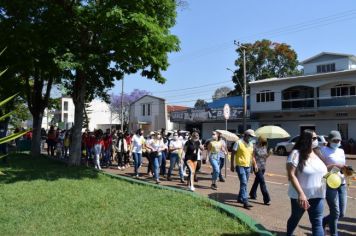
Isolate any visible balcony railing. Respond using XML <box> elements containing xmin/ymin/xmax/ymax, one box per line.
<box><xmin>318</xmin><ymin>96</ymin><xmax>356</xmax><ymax>107</ymax></box>
<box><xmin>282</xmin><ymin>98</ymin><xmax>314</xmax><ymax>110</ymax></box>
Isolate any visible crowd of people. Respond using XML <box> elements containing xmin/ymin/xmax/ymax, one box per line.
<box><xmin>37</xmin><ymin>125</ymin><xmax>349</xmax><ymax>235</ymax></box>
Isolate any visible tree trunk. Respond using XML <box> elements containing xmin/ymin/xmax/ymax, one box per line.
<box><xmin>69</xmin><ymin>71</ymin><xmax>86</xmax><ymax>166</ymax></box>
<box><xmin>30</xmin><ymin>112</ymin><xmax>43</xmax><ymax>157</ymax></box>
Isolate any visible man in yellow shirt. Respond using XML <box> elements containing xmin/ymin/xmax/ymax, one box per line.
<box><xmin>231</xmin><ymin>129</ymin><xmax>257</xmax><ymax>209</ymax></box>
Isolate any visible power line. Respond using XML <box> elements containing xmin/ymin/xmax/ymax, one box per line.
<box><xmin>171</xmin><ymin>9</ymin><xmax>356</xmax><ymax>63</ymax></box>
<box><xmin>151</xmin><ymin>79</ymin><xmax>232</xmax><ymax>94</ymax></box>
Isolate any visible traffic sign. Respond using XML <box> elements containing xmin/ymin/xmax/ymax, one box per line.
<box><xmin>223</xmin><ymin>104</ymin><xmax>230</xmax><ymax>120</ymax></box>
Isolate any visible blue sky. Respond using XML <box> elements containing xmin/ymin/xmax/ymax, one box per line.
<box><xmin>110</xmin><ymin>0</ymin><xmax>356</xmax><ymax>107</ymax></box>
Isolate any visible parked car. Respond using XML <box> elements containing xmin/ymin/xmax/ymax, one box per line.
<box><xmin>274</xmin><ymin>135</ymin><xmax>327</xmax><ymax>156</ymax></box>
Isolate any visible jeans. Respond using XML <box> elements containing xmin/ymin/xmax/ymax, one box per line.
<box><xmin>168</xmin><ymin>153</ymin><xmax>183</xmax><ymax>179</ymax></box>
<box><xmin>94</xmin><ymin>144</ymin><xmax>102</xmax><ymax>170</ymax></box>
<box><xmin>323</xmin><ymin>184</ymin><xmax>347</xmax><ymax>236</ymax></box>
<box><xmin>287</xmin><ymin>198</ymin><xmax>324</xmax><ymax>236</ymax></box>
<box><xmin>153</xmin><ymin>154</ymin><xmax>162</xmax><ymax>180</ymax></box>
<box><xmin>219</xmin><ymin>157</ymin><xmax>225</xmax><ymax>180</ymax></box>
<box><xmin>160</xmin><ymin>151</ymin><xmax>167</xmax><ymax>176</ymax></box>
<box><xmin>133</xmin><ymin>152</ymin><xmax>142</xmax><ymax>176</ymax></box>
<box><xmin>209</xmin><ymin>154</ymin><xmax>220</xmax><ymax>181</ymax></box>
<box><xmin>236</xmin><ymin>166</ymin><xmax>251</xmax><ymax>204</ymax></box>
<box><xmin>249</xmin><ymin>169</ymin><xmax>271</xmax><ymax>204</ymax></box>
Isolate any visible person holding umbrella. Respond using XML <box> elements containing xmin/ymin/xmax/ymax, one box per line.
<box><xmin>231</xmin><ymin>129</ymin><xmax>257</xmax><ymax>209</ymax></box>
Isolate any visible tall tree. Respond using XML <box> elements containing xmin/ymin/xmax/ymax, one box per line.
<box><xmin>51</xmin><ymin>0</ymin><xmax>179</xmax><ymax>165</ymax></box>
<box><xmin>212</xmin><ymin>86</ymin><xmax>232</xmax><ymax>100</ymax></box>
<box><xmin>0</xmin><ymin>1</ymin><xmax>68</xmax><ymax>156</ymax></box>
<box><xmin>230</xmin><ymin>39</ymin><xmax>300</xmax><ymax>95</ymax></box>
<box><xmin>110</xmin><ymin>89</ymin><xmax>150</xmax><ymax>130</ymax></box>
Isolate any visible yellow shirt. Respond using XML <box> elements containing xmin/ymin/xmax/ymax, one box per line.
<box><xmin>234</xmin><ymin>140</ymin><xmax>253</xmax><ymax>167</ymax></box>
<box><xmin>209</xmin><ymin>140</ymin><xmax>222</xmax><ymax>154</ymax></box>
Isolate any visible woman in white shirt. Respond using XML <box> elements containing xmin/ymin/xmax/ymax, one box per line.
<box><xmin>167</xmin><ymin>132</ymin><xmax>184</xmax><ymax>183</ymax></box>
<box><xmin>147</xmin><ymin>132</ymin><xmax>167</xmax><ymax>184</ymax></box>
<box><xmin>286</xmin><ymin>129</ymin><xmax>327</xmax><ymax>236</ymax></box>
<box><xmin>131</xmin><ymin>129</ymin><xmax>145</xmax><ymax>178</ymax></box>
<box><xmin>321</xmin><ymin>130</ymin><xmax>347</xmax><ymax>236</ymax></box>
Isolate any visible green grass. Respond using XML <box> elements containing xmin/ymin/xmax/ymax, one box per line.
<box><xmin>0</xmin><ymin>154</ymin><xmax>255</xmax><ymax>236</ymax></box>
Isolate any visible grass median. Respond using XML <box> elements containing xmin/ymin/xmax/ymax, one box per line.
<box><xmin>0</xmin><ymin>153</ymin><xmax>255</xmax><ymax>235</ymax></box>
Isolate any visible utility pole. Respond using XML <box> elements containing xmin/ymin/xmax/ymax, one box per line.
<box><xmin>121</xmin><ymin>78</ymin><xmax>124</xmax><ymax>132</ymax></box>
<box><xmin>233</xmin><ymin>40</ymin><xmax>247</xmax><ymax>131</ymax></box>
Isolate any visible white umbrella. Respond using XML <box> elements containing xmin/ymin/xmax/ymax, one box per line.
<box><xmin>255</xmin><ymin>125</ymin><xmax>290</xmax><ymax>139</ymax></box>
<box><xmin>216</xmin><ymin>130</ymin><xmax>239</xmax><ymax>142</ymax></box>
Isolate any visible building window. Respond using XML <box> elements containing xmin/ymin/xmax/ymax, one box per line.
<box><xmin>63</xmin><ymin>113</ymin><xmax>68</xmax><ymax>122</ymax></box>
<box><xmin>142</xmin><ymin>104</ymin><xmax>146</xmax><ymax>116</ymax></box>
<box><xmin>147</xmin><ymin>103</ymin><xmax>151</xmax><ymax>116</ymax></box>
<box><xmin>141</xmin><ymin>103</ymin><xmax>151</xmax><ymax>116</ymax></box>
<box><xmin>63</xmin><ymin>101</ymin><xmax>68</xmax><ymax>111</ymax></box>
<box><xmin>256</xmin><ymin>90</ymin><xmax>274</xmax><ymax>103</ymax></box>
<box><xmin>330</xmin><ymin>84</ymin><xmax>356</xmax><ymax>97</ymax></box>
<box><xmin>317</xmin><ymin>63</ymin><xmax>335</xmax><ymax>73</ymax></box>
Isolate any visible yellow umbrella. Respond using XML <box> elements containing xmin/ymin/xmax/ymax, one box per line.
<box><xmin>255</xmin><ymin>125</ymin><xmax>290</xmax><ymax>139</ymax></box>
<box><xmin>216</xmin><ymin>130</ymin><xmax>239</xmax><ymax>142</ymax></box>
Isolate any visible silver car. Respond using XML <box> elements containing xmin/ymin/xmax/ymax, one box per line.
<box><xmin>274</xmin><ymin>135</ymin><xmax>327</xmax><ymax>156</ymax></box>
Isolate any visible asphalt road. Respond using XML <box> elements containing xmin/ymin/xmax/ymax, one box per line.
<box><xmin>104</xmin><ymin>154</ymin><xmax>356</xmax><ymax>235</ymax></box>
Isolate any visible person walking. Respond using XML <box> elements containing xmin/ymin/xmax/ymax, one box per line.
<box><xmin>208</xmin><ymin>131</ymin><xmax>227</xmax><ymax>190</ymax></box>
<box><xmin>147</xmin><ymin>132</ymin><xmax>166</xmax><ymax>184</ymax></box>
<box><xmin>93</xmin><ymin>129</ymin><xmax>104</xmax><ymax>170</ymax></box>
<box><xmin>167</xmin><ymin>132</ymin><xmax>184</xmax><ymax>183</ymax></box>
<box><xmin>249</xmin><ymin>136</ymin><xmax>272</xmax><ymax>205</ymax></box>
<box><xmin>286</xmin><ymin>129</ymin><xmax>327</xmax><ymax>236</ymax></box>
<box><xmin>47</xmin><ymin>125</ymin><xmax>56</xmax><ymax>157</ymax></box>
<box><xmin>131</xmin><ymin>129</ymin><xmax>145</xmax><ymax>178</ymax></box>
<box><xmin>321</xmin><ymin>130</ymin><xmax>347</xmax><ymax>236</ymax></box>
<box><xmin>218</xmin><ymin>138</ymin><xmax>227</xmax><ymax>182</ymax></box>
<box><xmin>116</xmin><ymin>132</ymin><xmax>128</xmax><ymax>170</ymax></box>
<box><xmin>184</xmin><ymin>130</ymin><xmax>203</xmax><ymax>191</ymax></box>
<box><xmin>230</xmin><ymin>129</ymin><xmax>257</xmax><ymax>209</ymax></box>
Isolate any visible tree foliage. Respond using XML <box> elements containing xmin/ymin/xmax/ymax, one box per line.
<box><xmin>110</xmin><ymin>89</ymin><xmax>150</xmax><ymax>129</ymax></box>
<box><xmin>231</xmin><ymin>39</ymin><xmax>300</xmax><ymax>95</ymax></box>
<box><xmin>212</xmin><ymin>86</ymin><xmax>232</xmax><ymax>100</ymax></box>
<box><xmin>194</xmin><ymin>99</ymin><xmax>208</xmax><ymax>109</ymax></box>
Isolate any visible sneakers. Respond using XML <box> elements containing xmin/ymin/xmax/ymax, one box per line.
<box><xmin>156</xmin><ymin>179</ymin><xmax>161</xmax><ymax>184</ymax></box>
<box><xmin>117</xmin><ymin>166</ymin><xmax>121</xmax><ymax>170</ymax></box>
<box><xmin>219</xmin><ymin>178</ymin><xmax>225</xmax><ymax>182</ymax></box>
<box><xmin>243</xmin><ymin>203</ymin><xmax>253</xmax><ymax>209</ymax></box>
<box><xmin>211</xmin><ymin>184</ymin><xmax>218</xmax><ymax>190</ymax></box>
<box><xmin>189</xmin><ymin>186</ymin><xmax>195</xmax><ymax>192</ymax></box>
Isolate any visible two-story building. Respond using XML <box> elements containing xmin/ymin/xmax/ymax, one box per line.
<box><xmin>250</xmin><ymin>52</ymin><xmax>356</xmax><ymax>141</ymax></box>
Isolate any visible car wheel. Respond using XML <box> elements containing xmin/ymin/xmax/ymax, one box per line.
<box><xmin>277</xmin><ymin>146</ymin><xmax>286</xmax><ymax>156</ymax></box>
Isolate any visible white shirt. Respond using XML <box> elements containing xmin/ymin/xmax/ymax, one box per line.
<box><xmin>321</xmin><ymin>146</ymin><xmax>346</xmax><ymax>184</ymax></box>
<box><xmin>150</xmin><ymin>139</ymin><xmax>166</xmax><ymax>156</ymax></box>
<box><xmin>287</xmin><ymin>150</ymin><xmax>327</xmax><ymax>199</ymax></box>
<box><xmin>169</xmin><ymin>139</ymin><xmax>183</xmax><ymax>154</ymax></box>
<box><xmin>132</xmin><ymin>135</ymin><xmax>145</xmax><ymax>154</ymax></box>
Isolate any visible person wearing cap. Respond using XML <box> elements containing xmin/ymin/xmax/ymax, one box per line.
<box><xmin>321</xmin><ymin>130</ymin><xmax>347</xmax><ymax>236</ymax></box>
<box><xmin>230</xmin><ymin>129</ymin><xmax>257</xmax><ymax>209</ymax></box>
<box><xmin>249</xmin><ymin>136</ymin><xmax>272</xmax><ymax>205</ymax></box>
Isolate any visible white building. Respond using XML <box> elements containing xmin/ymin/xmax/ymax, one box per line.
<box><xmin>249</xmin><ymin>52</ymin><xmax>356</xmax><ymax>141</ymax></box>
<box><xmin>129</xmin><ymin>95</ymin><xmax>167</xmax><ymax>133</ymax></box>
<box><xmin>44</xmin><ymin>97</ymin><xmax>120</xmax><ymax>131</ymax></box>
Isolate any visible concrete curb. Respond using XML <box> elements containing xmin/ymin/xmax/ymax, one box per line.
<box><xmin>99</xmin><ymin>170</ymin><xmax>273</xmax><ymax>236</ymax></box>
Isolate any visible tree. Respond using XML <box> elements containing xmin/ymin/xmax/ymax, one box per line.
<box><xmin>194</xmin><ymin>99</ymin><xmax>208</xmax><ymax>109</ymax></box>
<box><xmin>110</xmin><ymin>89</ymin><xmax>150</xmax><ymax>130</ymax></box>
<box><xmin>212</xmin><ymin>86</ymin><xmax>232</xmax><ymax>100</ymax></box>
<box><xmin>50</xmin><ymin>0</ymin><xmax>180</xmax><ymax>165</ymax></box>
<box><xmin>230</xmin><ymin>39</ymin><xmax>300</xmax><ymax>95</ymax></box>
<box><xmin>0</xmin><ymin>1</ymin><xmax>68</xmax><ymax>156</ymax></box>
